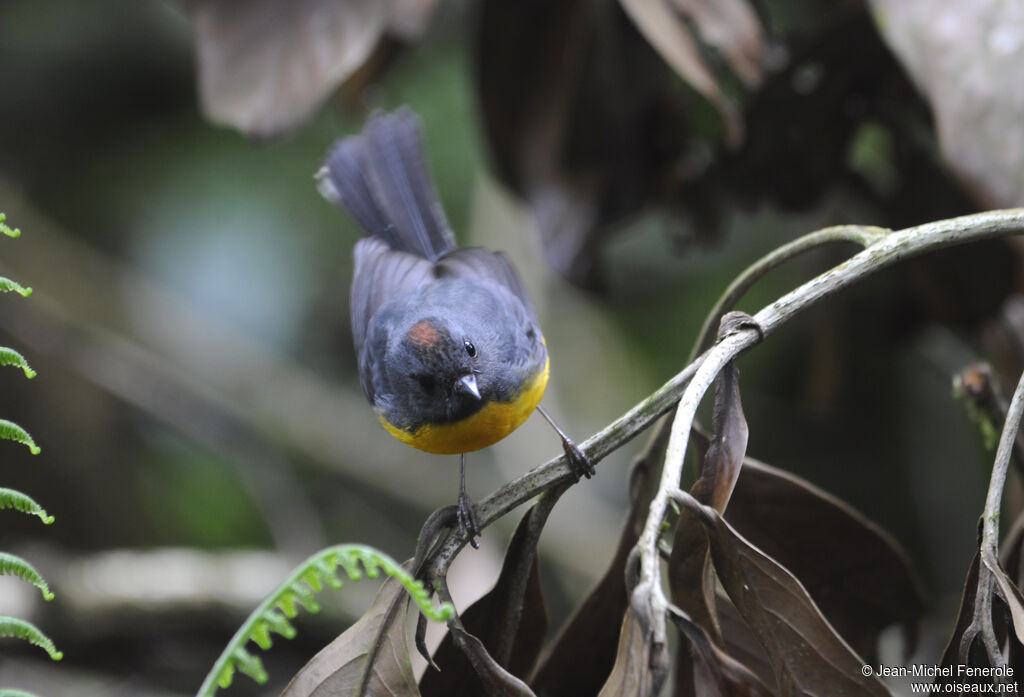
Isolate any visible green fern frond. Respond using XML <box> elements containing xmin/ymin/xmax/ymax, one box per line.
<box><xmin>0</xmin><ymin>348</ymin><xmax>36</xmax><ymax>379</ymax></box>
<box><xmin>0</xmin><ymin>214</ymin><xmax>20</xmax><ymax>238</ymax></box>
<box><xmin>196</xmin><ymin>544</ymin><xmax>455</xmax><ymax>697</ymax></box>
<box><xmin>0</xmin><ymin>278</ymin><xmax>31</xmax><ymax>298</ymax></box>
<box><xmin>0</xmin><ymin>617</ymin><xmax>62</xmax><ymax>660</ymax></box>
<box><xmin>0</xmin><ymin>420</ymin><xmax>40</xmax><ymax>454</ymax></box>
<box><xmin>0</xmin><ymin>488</ymin><xmax>53</xmax><ymax>524</ymax></box>
<box><xmin>0</xmin><ymin>689</ymin><xmax>46</xmax><ymax>697</ymax></box>
<box><xmin>0</xmin><ymin>552</ymin><xmax>54</xmax><ymax>601</ymax></box>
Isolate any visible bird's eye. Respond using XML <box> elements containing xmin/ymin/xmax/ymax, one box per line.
<box><xmin>414</xmin><ymin>374</ymin><xmax>437</xmax><ymax>393</ymax></box>
<box><xmin>464</xmin><ymin>341</ymin><xmax>477</xmax><ymax>358</ymax></box>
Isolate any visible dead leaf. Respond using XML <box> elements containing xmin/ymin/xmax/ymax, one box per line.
<box><xmin>596</xmin><ymin>604</ymin><xmax>670</xmax><ymax>697</ymax></box>
<box><xmin>666</xmin><ymin>0</ymin><xmax>763</xmax><ymax>86</ymax></box>
<box><xmin>935</xmin><ymin>552</ymin><xmax>999</xmax><ymax>687</ymax></box>
<box><xmin>530</xmin><ymin>427</ymin><xmax>666</xmax><ymax>695</ymax></box>
<box><xmin>187</xmin><ymin>0</ymin><xmax>389</xmax><ymax>139</ymax></box>
<box><xmin>617</xmin><ymin>0</ymin><xmax>764</xmax><ymax>145</ymax></box>
<box><xmin>476</xmin><ymin>0</ymin><xmax>702</xmax><ymax>290</ymax></box>
<box><xmin>868</xmin><ymin>0</ymin><xmax>1024</xmax><ymax>207</ymax></box>
<box><xmin>668</xmin><ymin>605</ymin><xmax>774</xmax><ymax>697</ymax></box>
<box><xmin>676</xmin><ymin>491</ymin><xmax>892</xmax><ymax>697</ymax></box>
<box><xmin>419</xmin><ymin>505</ymin><xmax>549</xmax><ymax>696</ymax></box>
<box><xmin>447</xmin><ymin>627</ymin><xmax>539</xmax><ymax>697</ymax></box>
<box><xmin>725</xmin><ymin>458</ymin><xmax>925</xmax><ymax>662</ymax></box>
<box><xmin>281</xmin><ymin>568</ymin><xmax>419</xmax><ymax>697</ymax></box>
<box><xmin>690</xmin><ymin>314</ymin><xmax>749</xmax><ymax>512</ymax></box>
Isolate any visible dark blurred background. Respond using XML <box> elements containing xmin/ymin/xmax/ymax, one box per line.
<box><xmin>1</xmin><ymin>0</ymin><xmax>1022</xmax><ymax>694</ymax></box>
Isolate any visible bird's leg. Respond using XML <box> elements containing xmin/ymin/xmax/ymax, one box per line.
<box><xmin>536</xmin><ymin>404</ymin><xmax>595</xmax><ymax>480</ymax></box>
<box><xmin>457</xmin><ymin>453</ymin><xmax>481</xmax><ymax>549</ymax></box>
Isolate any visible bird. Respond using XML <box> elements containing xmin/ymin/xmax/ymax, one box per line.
<box><xmin>317</xmin><ymin>107</ymin><xmax>593</xmax><ymax>546</ymax></box>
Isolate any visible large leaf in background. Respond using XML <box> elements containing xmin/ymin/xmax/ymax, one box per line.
<box><xmin>445</xmin><ymin>627</ymin><xmax>539</xmax><ymax>697</ymax></box>
<box><xmin>181</xmin><ymin>0</ymin><xmax>444</xmax><ymax>139</ymax></box>
<box><xmin>869</xmin><ymin>0</ymin><xmax>1024</xmax><ymax>208</ymax></box>
<box><xmin>726</xmin><ymin>458</ymin><xmax>924</xmax><ymax>663</ymax></box>
<box><xmin>281</xmin><ymin>571</ymin><xmax>419</xmax><ymax>697</ymax></box>
<box><xmin>618</xmin><ymin>0</ymin><xmax>764</xmax><ymax>144</ymax></box>
<box><xmin>529</xmin><ymin>430</ymin><xmax>665</xmax><ymax>696</ymax></box>
<box><xmin>676</xmin><ymin>491</ymin><xmax>892</xmax><ymax>697</ymax></box>
<box><xmin>475</xmin><ymin>0</ymin><xmax>706</xmax><ymax>290</ymax></box>
<box><xmin>419</xmin><ymin>505</ymin><xmax>549</xmax><ymax>696</ymax></box>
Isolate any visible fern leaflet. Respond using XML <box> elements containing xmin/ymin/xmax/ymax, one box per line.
<box><xmin>0</xmin><ymin>488</ymin><xmax>53</xmax><ymax>524</ymax></box>
<box><xmin>196</xmin><ymin>544</ymin><xmax>454</xmax><ymax>697</ymax></box>
<box><xmin>0</xmin><ymin>348</ymin><xmax>35</xmax><ymax>379</ymax></box>
<box><xmin>0</xmin><ymin>690</ymin><xmax>45</xmax><ymax>697</ymax></box>
<box><xmin>0</xmin><ymin>214</ymin><xmax>19</xmax><ymax>238</ymax></box>
<box><xmin>0</xmin><ymin>553</ymin><xmax>54</xmax><ymax>601</ymax></box>
<box><xmin>0</xmin><ymin>420</ymin><xmax>40</xmax><ymax>454</ymax></box>
<box><xmin>0</xmin><ymin>278</ymin><xmax>31</xmax><ymax>298</ymax></box>
<box><xmin>0</xmin><ymin>617</ymin><xmax>62</xmax><ymax>660</ymax></box>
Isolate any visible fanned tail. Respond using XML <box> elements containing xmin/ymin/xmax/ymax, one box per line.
<box><xmin>318</xmin><ymin>107</ymin><xmax>456</xmax><ymax>261</ymax></box>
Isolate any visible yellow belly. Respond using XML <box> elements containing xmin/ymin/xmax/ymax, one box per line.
<box><xmin>379</xmin><ymin>358</ymin><xmax>550</xmax><ymax>454</ymax></box>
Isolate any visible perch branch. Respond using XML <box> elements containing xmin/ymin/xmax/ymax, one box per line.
<box><xmin>423</xmin><ymin>209</ymin><xmax>1024</xmax><ymax>589</ymax></box>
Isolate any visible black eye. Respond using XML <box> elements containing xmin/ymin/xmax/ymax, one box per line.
<box><xmin>414</xmin><ymin>374</ymin><xmax>436</xmax><ymax>393</ymax></box>
<box><xmin>464</xmin><ymin>341</ymin><xmax>476</xmax><ymax>358</ymax></box>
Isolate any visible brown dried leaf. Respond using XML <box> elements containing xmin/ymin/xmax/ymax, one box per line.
<box><xmin>935</xmin><ymin>552</ymin><xmax>996</xmax><ymax>686</ymax></box>
<box><xmin>617</xmin><ymin>0</ymin><xmax>761</xmax><ymax>145</ymax></box>
<box><xmin>530</xmin><ymin>429</ymin><xmax>666</xmax><ymax>695</ymax></box>
<box><xmin>666</xmin><ymin>0</ymin><xmax>763</xmax><ymax>86</ymax></box>
<box><xmin>187</xmin><ymin>0</ymin><xmax>389</xmax><ymax>139</ymax></box>
<box><xmin>419</xmin><ymin>506</ymin><xmax>549</xmax><ymax>696</ymax></box>
<box><xmin>690</xmin><ymin>319</ymin><xmax>749</xmax><ymax>512</ymax></box>
<box><xmin>676</xmin><ymin>491</ymin><xmax>892</xmax><ymax>697</ymax></box>
<box><xmin>281</xmin><ymin>570</ymin><xmax>419</xmax><ymax>697</ymax></box>
<box><xmin>869</xmin><ymin>0</ymin><xmax>1024</xmax><ymax>207</ymax></box>
<box><xmin>668</xmin><ymin>606</ymin><xmax>774</xmax><ymax>697</ymax></box>
<box><xmin>447</xmin><ymin>627</ymin><xmax>538</xmax><ymax>697</ymax></box>
<box><xmin>726</xmin><ymin>459</ymin><xmax>925</xmax><ymax>662</ymax></box>
<box><xmin>596</xmin><ymin>604</ymin><xmax>670</xmax><ymax>697</ymax></box>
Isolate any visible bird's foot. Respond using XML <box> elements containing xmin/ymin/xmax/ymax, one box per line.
<box><xmin>563</xmin><ymin>436</ymin><xmax>595</xmax><ymax>481</ymax></box>
<box><xmin>457</xmin><ymin>489</ymin><xmax>481</xmax><ymax>549</ymax></box>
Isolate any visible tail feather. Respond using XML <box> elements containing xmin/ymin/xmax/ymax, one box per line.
<box><xmin>320</xmin><ymin>107</ymin><xmax>456</xmax><ymax>261</ymax></box>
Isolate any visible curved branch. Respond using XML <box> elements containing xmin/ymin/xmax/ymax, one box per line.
<box><xmin>636</xmin><ymin>208</ymin><xmax>1024</xmax><ymax>619</ymax></box>
<box><xmin>689</xmin><ymin>225</ymin><xmax>889</xmax><ymax>362</ymax></box>
<box><xmin>423</xmin><ymin>209</ymin><xmax>1024</xmax><ymax>584</ymax></box>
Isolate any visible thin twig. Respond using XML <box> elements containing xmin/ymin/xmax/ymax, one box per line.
<box><xmin>688</xmin><ymin>224</ymin><xmax>889</xmax><ymax>362</ymax></box>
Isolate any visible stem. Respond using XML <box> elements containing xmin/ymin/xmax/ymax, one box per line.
<box><xmin>980</xmin><ymin>368</ymin><xmax>1024</xmax><ymax>568</ymax></box>
<box><xmin>689</xmin><ymin>225</ymin><xmax>888</xmax><ymax>362</ymax></box>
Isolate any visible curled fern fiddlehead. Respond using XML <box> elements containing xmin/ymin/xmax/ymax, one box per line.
<box><xmin>196</xmin><ymin>544</ymin><xmax>454</xmax><ymax>697</ymax></box>
<box><xmin>0</xmin><ymin>617</ymin><xmax>62</xmax><ymax>660</ymax></box>
<box><xmin>0</xmin><ymin>552</ymin><xmax>54</xmax><ymax>601</ymax></box>
<box><xmin>0</xmin><ymin>420</ymin><xmax>40</xmax><ymax>455</ymax></box>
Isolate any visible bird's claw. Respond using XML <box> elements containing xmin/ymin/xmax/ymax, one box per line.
<box><xmin>457</xmin><ymin>489</ymin><xmax>481</xmax><ymax>549</ymax></box>
<box><xmin>563</xmin><ymin>436</ymin><xmax>595</xmax><ymax>481</ymax></box>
